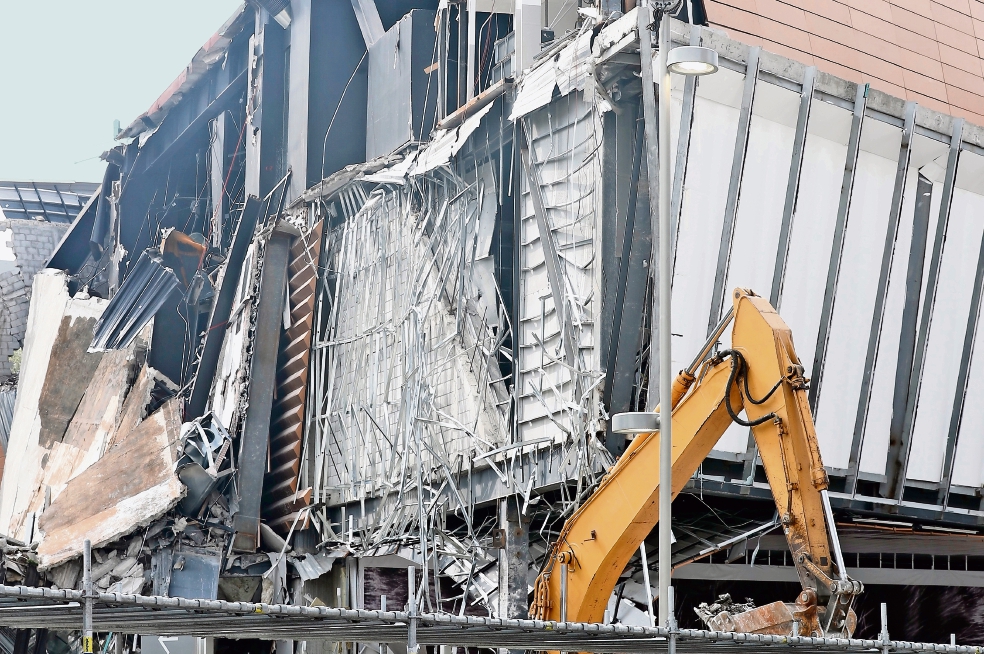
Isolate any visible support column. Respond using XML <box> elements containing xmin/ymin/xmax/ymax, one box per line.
<box><xmin>232</xmin><ymin>222</ymin><xmax>300</xmax><ymax>552</ymax></box>
<box><xmin>246</xmin><ymin>7</ymin><xmax>288</xmax><ymax>200</ymax></box>
<box><xmin>498</xmin><ymin>497</ymin><xmax>530</xmax><ymax>623</ymax></box>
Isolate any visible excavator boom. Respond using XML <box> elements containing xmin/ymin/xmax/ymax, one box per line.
<box><xmin>529</xmin><ymin>289</ymin><xmax>862</xmax><ymax>637</ymax></box>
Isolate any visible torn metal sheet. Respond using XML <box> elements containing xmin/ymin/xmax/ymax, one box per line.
<box><xmin>35</xmin><ymin>398</ymin><xmax>184</xmax><ymax>569</ymax></box>
<box><xmin>408</xmin><ymin>102</ymin><xmax>496</xmax><ymax>175</ymax></box>
<box><xmin>509</xmin><ymin>27</ymin><xmax>594</xmax><ymax>121</ymax></box>
<box><xmin>293</xmin><ymin>553</ymin><xmax>338</xmax><ymax>582</ymax></box>
<box><xmin>305</xmin><ymin>167</ymin><xmax>512</xmax><ymax>535</ymax></box>
<box><xmin>167</xmin><ymin>547</ymin><xmax>222</xmax><ymax>600</ymax></box>
<box><xmin>89</xmin><ymin>250</ymin><xmax>181</xmax><ymax>351</ymax></box>
<box><xmin>209</xmin><ymin>239</ymin><xmax>261</xmax><ymax>432</ymax></box>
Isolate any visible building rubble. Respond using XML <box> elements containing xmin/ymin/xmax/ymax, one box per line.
<box><xmin>3</xmin><ymin>0</ymin><xmax>984</xmax><ymax>650</ymax></box>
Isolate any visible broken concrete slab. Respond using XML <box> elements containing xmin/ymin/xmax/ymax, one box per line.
<box><xmin>36</xmin><ymin>398</ymin><xmax>185</xmax><ymax>569</ymax></box>
<box><xmin>0</xmin><ymin>270</ymin><xmax>106</xmax><ymax>541</ymax></box>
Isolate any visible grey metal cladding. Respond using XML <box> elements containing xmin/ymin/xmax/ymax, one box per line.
<box><xmin>366</xmin><ymin>10</ymin><xmax>438</xmax><ymax>160</ymax></box>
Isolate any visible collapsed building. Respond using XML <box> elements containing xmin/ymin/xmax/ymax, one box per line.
<box><xmin>3</xmin><ymin>0</ymin><xmax>984</xmax><ymax>650</ymax></box>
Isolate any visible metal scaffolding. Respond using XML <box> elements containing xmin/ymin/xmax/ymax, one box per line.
<box><xmin>0</xmin><ymin>584</ymin><xmax>978</xmax><ymax>654</ymax></box>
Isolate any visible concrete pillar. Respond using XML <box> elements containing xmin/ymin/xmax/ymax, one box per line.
<box><xmin>497</xmin><ymin>497</ymin><xmax>530</xmax><ymax>620</ymax></box>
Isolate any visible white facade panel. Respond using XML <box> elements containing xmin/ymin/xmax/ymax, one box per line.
<box><xmin>774</xmin><ymin>130</ymin><xmax>848</xmax><ymax>377</ymax></box>
<box><xmin>813</xmin><ymin>149</ymin><xmax>897</xmax><ymax>470</ymax></box>
<box><xmin>857</xmin><ymin>170</ymin><xmax>920</xmax><ymax>477</ymax></box>
<box><xmin>909</xmin><ymin>186</ymin><xmax>984</xmax><ymax>482</ymax></box>
<box><xmin>670</xmin><ymin>96</ymin><xmax>739</xmax><ymax>375</ymax></box>
<box><xmin>517</xmin><ymin>91</ymin><xmax>606</xmax><ymax>442</ymax></box>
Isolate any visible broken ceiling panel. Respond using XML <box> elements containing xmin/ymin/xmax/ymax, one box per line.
<box><xmin>0</xmin><ymin>271</ymin><xmax>107</xmax><ymax>542</ymax></box>
<box><xmin>36</xmin><ymin>399</ymin><xmax>184</xmax><ymax>569</ymax></box>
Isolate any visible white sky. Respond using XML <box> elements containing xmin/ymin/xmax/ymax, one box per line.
<box><xmin>0</xmin><ymin>1</ymin><xmax>244</xmax><ymax>183</ymax></box>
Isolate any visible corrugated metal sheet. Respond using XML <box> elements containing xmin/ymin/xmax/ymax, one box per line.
<box><xmin>89</xmin><ymin>251</ymin><xmax>181</xmax><ymax>352</ymax></box>
<box><xmin>263</xmin><ymin>221</ymin><xmax>323</xmax><ymax>534</ymax></box>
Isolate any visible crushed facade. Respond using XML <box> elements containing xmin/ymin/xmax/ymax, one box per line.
<box><xmin>3</xmin><ymin>0</ymin><xmax>984</xmax><ymax>651</ymax></box>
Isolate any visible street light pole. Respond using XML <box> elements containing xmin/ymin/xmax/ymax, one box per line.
<box><xmin>629</xmin><ymin>0</ymin><xmax>716</xmax><ymax>628</ymax></box>
<box><xmin>656</xmin><ymin>8</ymin><xmax>674</xmax><ymax>630</ymax></box>
<box><xmin>635</xmin><ymin>0</ymin><xmax>672</xmax><ymax>627</ymax></box>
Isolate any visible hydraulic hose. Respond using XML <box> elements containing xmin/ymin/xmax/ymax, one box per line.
<box><xmin>719</xmin><ymin>349</ymin><xmax>779</xmax><ymax>427</ymax></box>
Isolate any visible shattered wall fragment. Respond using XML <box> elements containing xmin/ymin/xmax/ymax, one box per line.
<box><xmin>0</xmin><ymin>271</ymin><xmax>107</xmax><ymax>542</ymax></box>
<box><xmin>36</xmin><ymin>398</ymin><xmax>184</xmax><ymax>569</ymax></box>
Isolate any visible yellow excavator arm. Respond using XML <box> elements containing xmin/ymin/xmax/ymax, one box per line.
<box><xmin>529</xmin><ymin>288</ymin><xmax>862</xmax><ymax>637</ymax></box>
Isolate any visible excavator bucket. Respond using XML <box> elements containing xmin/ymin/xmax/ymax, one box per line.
<box><xmin>698</xmin><ymin>590</ymin><xmax>857</xmax><ymax>637</ymax></box>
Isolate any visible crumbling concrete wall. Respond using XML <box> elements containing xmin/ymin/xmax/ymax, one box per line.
<box><xmin>0</xmin><ymin>219</ymin><xmax>70</xmax><ymax>380</ymax></box>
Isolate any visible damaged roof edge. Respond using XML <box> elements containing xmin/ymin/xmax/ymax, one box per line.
<box><xmin>117</xmin><ymin>3</ymin><xmax>251</xmax><ymax>140</ymax></box>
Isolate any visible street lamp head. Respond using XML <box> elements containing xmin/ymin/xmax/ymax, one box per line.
<box><xmin>666</xmin><ymin>46</ymin><xmax>719</xmax><ymax>76</ymax></box>
<box><xmin>611</xmin><ymin>412</ymin><xmax>661</xmax><ymax>434</ymax></box>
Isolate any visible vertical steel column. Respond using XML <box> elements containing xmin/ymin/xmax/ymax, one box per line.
<box><xmin>606</xmin><ymin>113</ymin><xmax>650</xmax><ymax>431</ymax></box>
<box><xmin>770</xmin><ymin>66</ymin><xmax>816</xmax><ymax>307</ymax></box>
<box><xmin>378</xmin><ymin>595</ymin><xmax>387</xmax><ymax>654</ymax></box>
<box><xmin>667</xmin><ymin>585</ymin><xmax>677</xmax><ymax>654</ymax></box>
<box><xmin>232</xmin><ymin>222</ymin><xmax>300</xmax><ymax>551</ymax></box>
<box><xmin>668</xmin><ymin>28</ymin><xmax>701</xmax><ymax>274</ymax></box>
<box><xmin>497</xmin><ymin>497</ymin><xmax>530</xmax><ymax>621</ymax></box>
<box><xmin>939</xmin><ymin>213</ymin><xmax>984</xmax><ymax>506</ymax></box>
<box><xmin>457</xmin><ymin>6</ymin><xmax>468</xmax><ymax>109</ymax></box>
<box><xmin>809</xmin><ymin>82</ymin><xmax>868</xmax><ymax>411</ymax></box>
<box><xmin>657</xmin><ymin>11</ymin><xmax>673</xmax><ymax>631</ymax></box>
<box><xmin>880</xmin><ymin>603</ymin><xmax>890</xmax><ymax>654</ymax></box>
<box><xmin>885</xmin><ymin>118</ymin><xmax>964</xmax><ymax>501</ymax></box>
<box><xmin>705</xmin><ymin>46</ymin><xmax>760</xmax><ymax>336</ymax></box>
<box><xmin>245</xmin><ymin>7</ymin><xmax>288</xmax><ymax>200</ymax></box>
<box><xmin>845</xmin><ymin>101</ymin><xmax>917</xmax><ymax>495</ymax></box>
<box><xmin>880</xmin><ymin>175</ymin><xmax>934</xmax><ymax>500</ymax></box>
<box><xmin>83</xmin><ymin>539</ymin><xmax>93</xmax><ymax>654</ymax></box>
